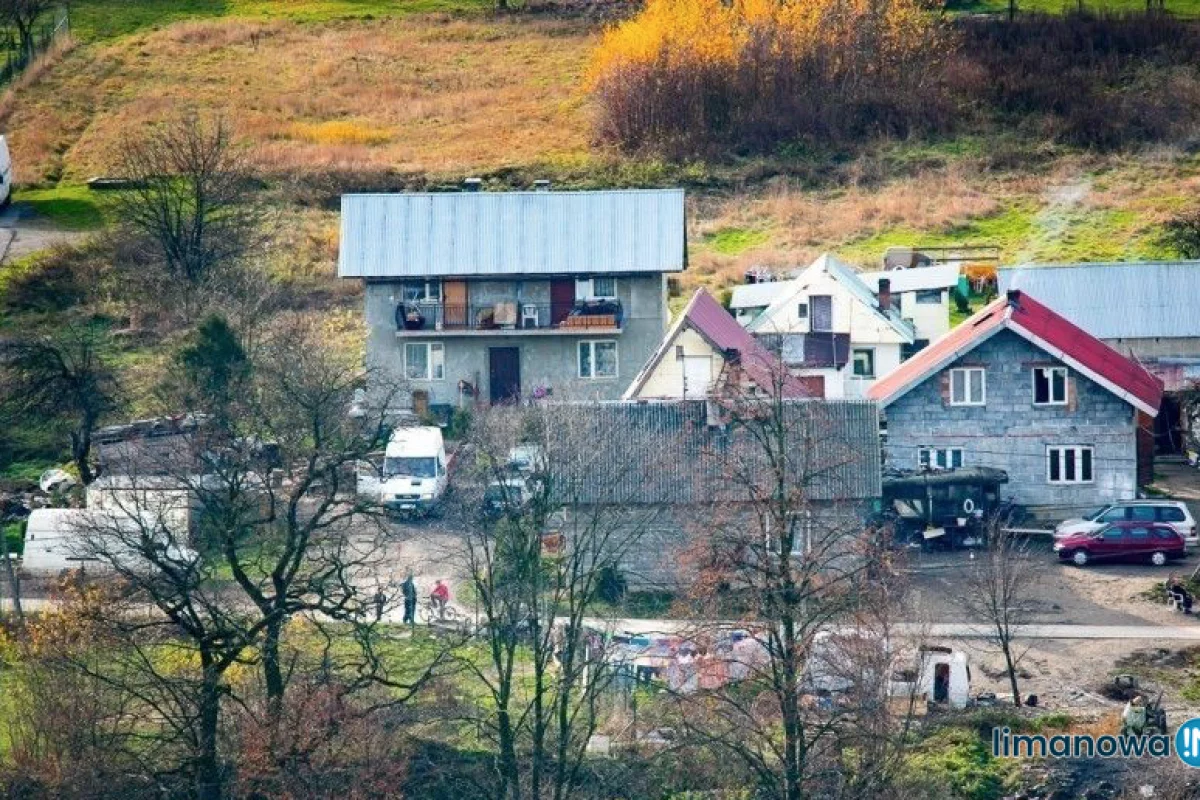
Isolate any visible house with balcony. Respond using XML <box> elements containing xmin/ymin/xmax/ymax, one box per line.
<box><xmin>745</xmin><ymin>254</ymin><xmax>916</xmax><ymax>399</ymax></box>
<box><xmin>337</xmin><ymin>189</ymin><xmax>686</xmax><ymax>411</ymax></box>
<box><xmin>867</xmin><ymin>290</ymin><xmax>1163</xmax><ymax>510</ymax></box>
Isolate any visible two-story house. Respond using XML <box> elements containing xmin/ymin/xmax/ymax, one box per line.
<box><xmin>747</xmin><ymin>254</ymin><xmax>916</xmax><ymax>399</ymax></box>
<box><xmin>867</xmin><ymin>290</ymin><xmax>1163</xmax><ymax>510</ymax></box>
<box><xmin>338</xmin><ymin>189</ymin><xmax>686</xmax><ymax>411</ymax></box>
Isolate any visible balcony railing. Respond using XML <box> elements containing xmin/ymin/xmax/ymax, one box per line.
<box><xmin>395</xmin><ymin>300</ymin><xmax>624</xmax><ymax>333</ymax></box>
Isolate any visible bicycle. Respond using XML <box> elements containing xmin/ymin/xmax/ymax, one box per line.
<box><xmin>421</xmin><ymin>597</ymin><xmax>460</xmax><ymax>624</ymax></box>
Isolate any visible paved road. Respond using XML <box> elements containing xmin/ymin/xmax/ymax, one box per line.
<box><xmin>580</xmin><ymin>617</ymin><xmax>1200</xmax><ymax>641</ymax></box>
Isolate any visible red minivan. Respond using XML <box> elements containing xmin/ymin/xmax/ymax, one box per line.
<box><xmin>1055</xmin><ymin>521</ymin><xmax>1187</xmax><ymax>567</ymax></box>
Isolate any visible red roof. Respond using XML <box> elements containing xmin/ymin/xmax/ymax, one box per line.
<box><xmin>867</xmin><ymin>290</ymin><xmax>1163</xmax><ymax>415</ymax></box>
<box><xmin>685</xmin><ymin>289</ymin><xmax>811</xmax><ymax>398</ymax></box>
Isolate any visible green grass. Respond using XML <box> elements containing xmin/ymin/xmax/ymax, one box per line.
<box><xmin>947</xmin><ymin>0</ymin><xmax>1200</xmax><ymax>15</ymax></box>
<box><xmin>702</xmin><ymin>226</ymin><xmax>771</xmax><ymax>256</ymax></box>
<box><xmin>14</xmin><ymin>185</ymin><xmax>108</xmax><ymax>230</ymax></box>
<box><xmin>68</xmin><ymin>0</ymin><xmax>495</xmax><ymax>41</ymax></box>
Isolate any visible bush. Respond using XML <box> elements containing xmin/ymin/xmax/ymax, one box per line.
<box><xmin>588</xmin><ymin>0</ymin><xmax>951</xmax><ymax>156</ymax></box>
<box><xmin>1161</xmin><ymin>206</ymin><xmax>1200</xmax><ymax>259</ymax></box>
<box><xmin>902</xmin><ymin>727</ymin><xmax>1017</xmax><ymax>800</ymax></box>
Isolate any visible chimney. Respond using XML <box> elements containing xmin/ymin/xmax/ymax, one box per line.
<box><xmin>1006</xmin><ymin>289</ymin><xmax>1021</xmax><ymax>308</ymax></box>
<box><xmin>463</xmin><ymin>177</ymin><xmax>482</xmax><ymax>192</ymax></box>
<box><xmin>533</xmin><ymin>179</ymin><xmax>551</xmax><ymax>191</ymax></box>
<box><xmin>878</xmin><ymin>278</ymin><xmax>892</xmax><ymax>312</ymax></box>
<box><xmin>744</xmin><ymin>270</ymin><xmax>759</xmax><ymax>285</ymax></box>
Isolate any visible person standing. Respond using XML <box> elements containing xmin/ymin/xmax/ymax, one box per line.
<box><xmin>402</xmin><ymin>573</ymin><xmax>418</xmax><ymax>625</ymax></box>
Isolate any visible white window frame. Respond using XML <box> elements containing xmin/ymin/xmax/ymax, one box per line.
<box><xmin>578</xmin><ymin>340</ymin><xmax>618</xmax><ymax>379</ymax></box>
<box><xmin>404</xmin><ymin>342</ymin><xmax>445</xmax><ymax>382</ymax></box>
<box><xmin>797</xmin><ymin>302</ymin><xmax>809</xmax><ymax>321</ymax></box>
<box><xmin>918</xmin><ymin>447</ymin><xmax>964</xmax><ymax>470</ymax></box>
<box><xmin>764</xmin><ymin>510</ymin><xmax>813</xmax><ymax>555</ymax></box>
<box><xmin>949</xmin><ymin>367</ymin><xmax>986</xmax><ymax>406</ymax></box>
<box><xmin>1047</xmin><ymin>445</ymin><xmax>1094</xmax><ymax>485</ymax></box>
<box><xmin>401</xmin><ymin>280</ymin><xmax>441</xmax><ymax>303</ymax></box>
<box><xmin>851</xmin><ymin>347</ymin><xmax>876</xmax><ymax>379</ymax></box>
<box><xmin>1032</xmin><ymin>366</ymin><xmax>1068</xmax><ymax>406</ymax></box>
<box><xmin>575</xmin><ymin>277</ymin><xmax>617</xmax><ymax>301</ymax></box>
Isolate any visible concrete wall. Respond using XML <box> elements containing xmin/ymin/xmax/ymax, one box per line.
<box><xmin>363</xmin><ymin>274</ymin><xmax>669</xmax><ymax>406</ymax></box>
<box><xmin>881</xmin><ymin>330</ymin><xmax>1139</xmax><ymax>509</ymax></box>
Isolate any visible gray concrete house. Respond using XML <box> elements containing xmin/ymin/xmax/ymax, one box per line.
<box><xmin>1000</xmin><ymin>260</ymin><xmax>1200</xmax><ymax>454</ymax></box>
<box><xmin>868</xmin><ymin>290</ymin><xmax>1163</xmax><ymax>511</ymax></box>
<box><xmin>537</xmin><ymin>400</ymin><xmax>882</xmax><ymax>589</ymax></box>
<box><xmin>337</xmin><ymin>189</ymin><xmax>686</xmax><ymax>412</ymax></box>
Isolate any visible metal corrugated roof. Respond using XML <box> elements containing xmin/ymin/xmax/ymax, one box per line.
<box><xmin>730</xmin><ymin>280</ymin><xmax>795</xmax><ymax>310</ymax></box>
<box><xmin>998</xmin><ymin>261</ymin><xmax>1200</xmax><ymax>340</ymax></box>
<box><xmin>541</xmin><ymin>400</ymin><xmax>881</xmax><ymax>504</ymax></box>
<box><xmin>859</xmin><ymin>263</ymin><xmax>961</xmax><ymax>294</ymax></box>
<box><xmin>337</xmin><ymin>189</ymin><xmax>687</xmax><ymax>278</ymax></box>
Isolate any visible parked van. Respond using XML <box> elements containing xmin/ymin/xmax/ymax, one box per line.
<box><xmin>22</xmin><ymin>508</ymin><xmax>196</xmax><ymax>574</ymax></box>
<box><xmin>359</xmin><ymin>426</ymin><xmax>449</xmax><ymax>515</ymax></box>
<box><xmin>0</xmin><ymin>136</ymin><xmax>13</xmax><ymax>208</ymax></box>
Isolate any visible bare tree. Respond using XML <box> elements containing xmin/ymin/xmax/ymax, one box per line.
<box><xmin>67</xmin><ymin>316</ymin><xmax>442</xmax><ymax>797</ymax></box>
<box><xmin>960</xmin><ymin>525</ymin><xmax>1040</xmax><ymax>707</ymax></box>
<box><xmin>0</xmin><ymin>322</ymin><xmax>120</xmax><ymax>485</ymax></box>
<box><xmin>669</xmin><ymin>363</ymin><xmax>912</xmax><ymax>800</ymax></box>
<box><xmin>451</xmin><ymin>401</ymin><xmax>664</xmax><ymax>800</ymax></box>
<box><xmin>0</xmin><ymin>0</ymin><xmax>56</xmax><ymax>57</ymax></box>
<box><xmin>113</xmin><ymin>114</ymin><xmax>266</xmax><ymax>320</ymax></box>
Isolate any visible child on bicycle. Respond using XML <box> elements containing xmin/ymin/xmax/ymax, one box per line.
<box><xmin>430</xmin><ymin>579</ymin><xmax>451</xmax><ymax>620</ymax></box>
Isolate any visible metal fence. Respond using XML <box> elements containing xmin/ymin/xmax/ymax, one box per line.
<box><xmin>0</xmin><ymin>8</ymin><xmax>69</xmax><ymax>86</ymax></box>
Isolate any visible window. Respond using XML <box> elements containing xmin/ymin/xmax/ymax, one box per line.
<box><xmin>797</xmin><ymin>302</ymin><xmax>809</xmax><ymax>320</ymax></box>
<box><xmin>1129</xmin><ymin>506</ymin><xmax>1157</xmax><ymax>522</ymax></box>
<box><xmin>851</xmin><ymin>348</ymin><xmax>875</xmax><ymax>379</ymax></box>
<box><xmin>1154</xmin><ymin>527</ymin><xmax>1178</xmax><ymax>540</ymax></box>
<box><xmin>575</xmin><ymin>277</ymin><xmax>617</xmax><ymax>300</ymax></box>
<box><xmin>915</xmin><ymin>289</ymin><xmax>942</xmax><ymax>304</ymax></box>
<box><xmin>578</xmin><ymin>340</ymin><xmax>618</xmax><ymax>379</ymax></box>
<box><xmin>901</xmin><ymin>339</ymin><xmax>929</xmax><ymax>361</ymax></box>
<box><xmin>402</xmin><ymin>280</ymin><xmax>441</xmax><ymax>303</ymax></box>
<box><xmin>1102</xmin><ymin>526</ymin><xmax>1124</xmax><ymax>541</ymax></box>
<box><xmin>918</xmin><ymin>447</ymin><xmax>964</xmax><ymax>470</ymax></box>
<box><xmin>1159</xmin><ymin>507</ymin><xmax>1187</xmax><ymax>523</ymax></box>
<box><xmin>1098</xmin><ymin>506</ymin><xmax>1126</xmax><ymax>523</ymax></box>
<box><xmin>404</xmin><ymin>342</ymin><xmax>444</xmax><ymax>381</ymax></box>
<box><xmin>765</xmin><ymin>511</ymin><xmax>813</xmax><ymax>555</ymax></box>
<box><xmin>1033</xmin><ymin>366</ymin><xmax>1068</xmax><ymax>406</ymax></box>
<box><xmin>1047</xmin><ymin>445</ymin><xmax>1093</xmax><ymax>484</ymax></box>
<box><xmin>1128</xmin><ymin>526</ymin><xmax>1150</xmax><ymax>540</ymax></box>
<box><xmin>810</xmin><ymin>295</ymin><xmax>833</xmax><ymax>332</ymax></box>
<box><xmin>949</xmin><ymin>368</ymin><xmax>986</xmax><ymax>406</ymax></box>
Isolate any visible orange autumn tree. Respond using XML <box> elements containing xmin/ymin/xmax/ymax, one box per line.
<box><xmin>588</xmin><ymin>0</ymin><xmax>952</xmax><ymax>155</ymax></box>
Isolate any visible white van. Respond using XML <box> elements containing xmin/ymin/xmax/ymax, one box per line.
<box><xmin>22</xmin><ymin>508</ymin><xmax>197</xmax><ymax>574</ymax></box>
<box><xmin>359</xmin><ymin>426</ymin><xmax>449</xmax><ymax>515</ymax></box>
<box><xmin>0</xmin><ymin>136</ymin><xmax>13</xmax><ymax>208</ymax></box>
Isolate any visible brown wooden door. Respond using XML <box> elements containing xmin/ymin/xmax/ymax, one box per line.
<box><xmin>443</xmin><ymin>280</ymin><xmax>467</xmax><ymax>328</ymax></box>
<box><xmin>550</xmin><ymin>279</ymin><xmax>574</xmax><ymax>325</ymax></box>
<box><xmin>489</xmin><ymin>347</ymin><xmax>521</xmax><ymax>405</ymax></box>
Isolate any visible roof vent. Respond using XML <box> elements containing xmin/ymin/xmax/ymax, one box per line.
<box><xmin>463</xmin><ymin>177</ymin><xmax>482</xmax><ymax>192</ymax></box>
<box><xmin>533</xmin><ymin>179</ymin><xmax>551</xmax><ymax>191</ymax></box>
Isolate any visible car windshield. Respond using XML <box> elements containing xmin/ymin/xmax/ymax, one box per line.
<box><xmin>1081</xmin><ymin>506</ymin><xmax>1110</xmax><ymax>521</ymax></box>
<box><xmin>384</xmin><ymin>457</ymin><xmax>437</xmax><ymax>478</ymax></box>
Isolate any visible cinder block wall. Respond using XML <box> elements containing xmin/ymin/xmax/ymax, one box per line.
<box><xmin>882</xmin><ymin>330</ymin><xmax>1138</xmax><ymax>509</ymax></box>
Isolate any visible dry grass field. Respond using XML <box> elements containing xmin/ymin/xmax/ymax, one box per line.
<box><xmin>0</xmin><ymin>9</ymin><xmax>1194</xmax><ymax>293</ymax></box>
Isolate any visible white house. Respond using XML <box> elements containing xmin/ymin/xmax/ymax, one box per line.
<box><xmin>747</xmin><ymin>254</ymin><xmax>916</xmax><ymax>399</ymax></box>
<box><xmin>858</xmin><ymin>263</ymin><xmax>959</xmax><ymax>344</ymax></box>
